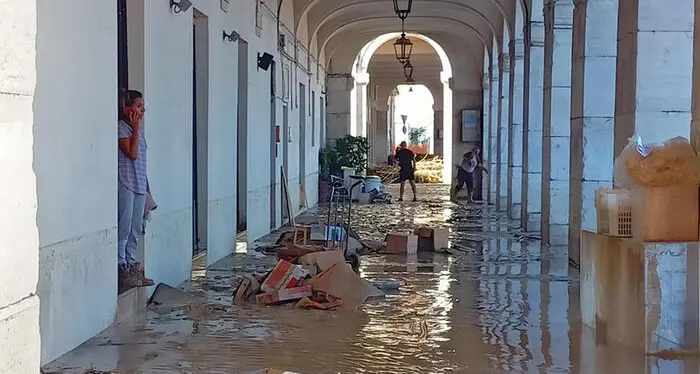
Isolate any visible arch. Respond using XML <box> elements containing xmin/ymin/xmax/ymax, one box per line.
<box><xmin>350</xmin><ymin>32</ymin><xmax>454</xmax><ymax>183</ymax></box>
<box><xmin>306</xmin><ymin>0</ymin><xmax>500</xmax><ymax>51</ymax></box>
<box><xmin>318</xmin><ymin>16</ymin><xmax>490</xmax><ymax>65</ymax></box>
<box><xmin>325</xmin><ymin>32</ymin><xmax>485</xmax><ymax>74</ymax></box>
<box><xmin>293</xmin><ymin>0</ymin><xmax>513</xmax><ymax>64</ymax></box>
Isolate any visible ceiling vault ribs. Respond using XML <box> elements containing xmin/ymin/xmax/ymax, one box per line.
<box><xmin>292</xmin><ymin>0</ymin><xmax>515</xmax><ymax>65</ymax></box>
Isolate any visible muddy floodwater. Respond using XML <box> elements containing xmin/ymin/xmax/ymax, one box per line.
<box><xmin>43</xmin><ymin>185</ymin><xmax>700</xmax><ymax>374</ymax></box>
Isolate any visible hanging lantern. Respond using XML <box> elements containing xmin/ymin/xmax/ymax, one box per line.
<box><xmin>393</xmin><ymin>33</ymin><xmax>413</xmax><ymax>64</ymax></box>
<box><xmin>403</xmin><ymin>61</ymin><xmax>415</xmax><ymax>83</ymax></box>
<box><xmin>393</xmin><ymin>0</ymin><xmax>413</xmax><ymax>19</ymax></box>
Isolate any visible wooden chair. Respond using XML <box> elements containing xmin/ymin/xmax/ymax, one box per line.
<box><xmin>293</xmin><ymin>225</ymin><xmax>311</xmax><ymax>245</ymax></box>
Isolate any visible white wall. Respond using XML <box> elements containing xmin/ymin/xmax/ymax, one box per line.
<box><xmin>2</xmin><ymin>0</ymin><xmax>326</xmax><ymax>367</ymax></box>
<box><xmin>33</xmin><ymin>0</ymin><xmax>118</xmax><ymax>364</ymax></box>
<box><xmin>0</xmin><ymin>0</ymin><xmax>41</xmax><ymax>372</ymax></box>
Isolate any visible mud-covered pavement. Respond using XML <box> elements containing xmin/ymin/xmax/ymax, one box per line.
<box><xmin>43</xmin><ymin>185</ymin><xmax>700</xmax><ymax>373</ymax></box>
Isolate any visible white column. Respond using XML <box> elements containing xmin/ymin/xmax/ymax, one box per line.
<box><xmin>355</xmin><ymin>72</ymin><xmax>369</xmax><ymax>138</ymax></box>
<box><xmin>509</xmin><ymin>40</ymin><xmax>525</xmax><ymax>220</ymax></box>
<box><xmin>569</xmin><ymin>0</ymin><xmax>618</xmax><ymax>264</ymax></box>
<box><xmin>482</xmin><ymin>70</ymin><xmax>492</xmax><ymax>203</ymax></box>
<box><xmin>521</xmin><ymin>0</ymin><xmax>545</xmax><ymax>232</ymax></box>
<box><xmin>497</xmin><ymin>52</ymin><xmax>510</xmax><ymax>211</ymax></box>
<box><xmin>0</xmin><ymin>0</ymin><xmax>41</xmax><ymax>372</ymax></box>
<box><xmin>542</xmin><ymin>0</ymin><xmax>574</xmax><ymax>245</ymax></box>
<box><xmin>490</xmin><ymin>70</ymin><xmax>500</xmax><ymax>203</ymax></box>
<box><xmin>326</xmin><ymin>74</ymin><xmax>354</xmax><ymax>141</ymax></box>
<box><xmin>615</xmin><ymin>0</ymin><xmax>695</xmax><ymax>151</ymax></box>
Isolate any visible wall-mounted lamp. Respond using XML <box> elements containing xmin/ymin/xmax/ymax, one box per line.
<box><xmin>258</xmin><ymin>52</ymin><xmax>274</xmax><ymax>71</ymax></box>
<box><xmin>223</xmin><ymin>30</ymin><xmax>240</xmax><ymax>43</ymax></box>
<box><xmin>170</xmin><ymin>0</ymin><xmax>192</xmax><ymax>13</ymax></box>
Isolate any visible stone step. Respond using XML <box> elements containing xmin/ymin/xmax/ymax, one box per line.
<box><xmin>115</xmin><ymin>286</ymin><xmax>147</xmax><ymax>324</ymax></box>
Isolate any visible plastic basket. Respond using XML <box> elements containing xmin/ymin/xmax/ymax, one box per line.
<box><xmin>595</xmin><ymin>188</ymin><xmax>633</xmax><ymax>237</ymax></box>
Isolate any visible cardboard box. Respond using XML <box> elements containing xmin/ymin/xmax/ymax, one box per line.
<box><xmin>383</xmin><ymin>233</ymin><xmax>418</xmax><ymax>254</ymax></box>
<box><xmin>261</xmin><ymin>260</ymin><xmax>295</xmax><ymax>293</ymax></box>
<box><xmin>413</xmin><ymin>227</ymin><xmax>449</xmax><ymax>252</ymax></box>
<box><xmin>299</xmin><ymin>250</ymin><xmax>345</xmax><ymax>272</ymax></box>
<box><xmin>256</xmin><ymin>284</ymin><xmax>313</xmax><ymax>305</ymax></box>
<box><xmin>632</xmin><ymin>184</ymin><xmax>699</xmax><ymax>242</ymax></box>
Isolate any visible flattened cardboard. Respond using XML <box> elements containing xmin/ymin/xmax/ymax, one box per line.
<box><xmin>311</xmin><ymin>263</ymin><xmax>384</xmax><ymax>309</ymax></box>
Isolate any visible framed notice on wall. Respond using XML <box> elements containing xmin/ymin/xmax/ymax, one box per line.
<box><xmin>461</xmin><ymin>109</ymin><xmax>481</xmax><ymax>142</ymax></box>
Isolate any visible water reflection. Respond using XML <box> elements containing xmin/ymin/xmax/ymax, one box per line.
<box><xmin>43</xmin><ymin>185</ymin><xmax>700</xmax><ymax>374</ymax></box>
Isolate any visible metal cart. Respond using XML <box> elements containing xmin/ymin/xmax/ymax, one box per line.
<box><xmin>326</xmin><ymin>175</ymin><xmax>364</xmax><ymax>273</ymax></box>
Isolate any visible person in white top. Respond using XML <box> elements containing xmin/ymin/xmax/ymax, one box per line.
<box><xmin>451</xmin><ymin>147</ymin><xmax>487</xmax><ymax>203</ymax></box>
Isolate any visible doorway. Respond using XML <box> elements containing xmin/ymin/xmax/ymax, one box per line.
<box><xmin>192</xmin><ymin>10</ymin><xmax>209</xmax><ymax>259</ymax></box>
<box><xmin>269</xmin><ymin>61</ymin><xmax>277</xmax><ymax>229</ymax></box>
<box><xmin>298</xmin><ymin>83</ymin><xmax>306</xmax><ymax>210</ymax></box>
<box><xmin>236</xmin><ymin>39</ymin><xmax>248</xmax><ymax>233</ymax></box>
<box><xmin>282</xmin><ymin>105</ymin><xmax>289</xmax><ymax>224</ymax></box>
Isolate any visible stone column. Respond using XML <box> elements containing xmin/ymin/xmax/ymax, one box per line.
<box><xmin>0</xmin><ymin>0</ymin><xmax>41</xmax><ymax>372</ymax></box>
<box><xmin>355</xmin><ymin>72</ymin><xmax>369</xmax><ymax>138</ymax></box>
<box><xmin>482</xmin><ymin>70</ymin><xmax>492</xmax><ymax>203</ymax></box>
<box><xmin>542</xmin><ymin>0</ymin><xmax>574</xmax><ymax>245</ymax></box>
<box><xmin>497</xmin><ymin>52</ymin><xmax>510</xmax><ymax>211</ymax></box>
<box><xmin>615</xmin><ymin>0</ymin><xmax>695</xmax><ymax>151</ymax></box>
<box><xmin>490</xmin><ymin>69</ymin><xmax>500</xmax><ymax>204</ymax></box>
<box><xmin>521</xmin><ymin>0</ymin><xmax>545</xmax><ymax>232</ymax></box>
<box><xmin>325</xmin><ymin>74</ymin><xmax>354</xmax><ymax>143</ymax></box>
<box><xmin>569</xmin><ymin>0</ymin><xmax>618</xmax><ymax>264</ymax></box>
<box><xmin>509</xmin><ymin>39</ymin><xmax>525</xmax><ymax>221</ymax></box>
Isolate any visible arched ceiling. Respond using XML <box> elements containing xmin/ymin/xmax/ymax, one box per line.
<box><xmin>289</xmin><ymin>0</ymin><xmax>529</xmax><ymax>71</ymax></box>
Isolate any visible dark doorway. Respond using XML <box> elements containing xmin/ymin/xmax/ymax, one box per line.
<box><xmin>236</xmin><ymin>39</ymin><xmax>248</xmax><ymax>233</ymax></box>
<box><xmin>117</xmin><ymin>0</ymin><xmax>128</xmax><ymax>89</ymax></box>
<box><xmin>269</xmin><ymin>61</ymin><xmax>277</xmax><ymax>229</ymax></box>
<box><xmin>192</xmin><ymin>10</ymin><xmax>209</xmax><ymax>257</ymax></box>
<box><xmin>298</xmin><ymin>83</ymin><xmax>306</xmax><ymax>210</ymax></box>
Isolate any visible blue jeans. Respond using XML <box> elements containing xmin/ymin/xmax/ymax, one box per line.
<box><xmin>118</xmin><ymin>181</ymin><xmax>146</xmax><ymax>266</ymax></box>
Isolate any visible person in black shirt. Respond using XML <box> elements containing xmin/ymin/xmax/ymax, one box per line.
<box><xmin>395</xmin><ymin>141</ymin><xmax>418</xmax><ymax>202</ymax></box>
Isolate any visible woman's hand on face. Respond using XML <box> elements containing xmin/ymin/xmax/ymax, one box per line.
<box><xmin>127</xmin><ymin>110</ymin><xmax>140</xmax><ymax>129</ymax></box>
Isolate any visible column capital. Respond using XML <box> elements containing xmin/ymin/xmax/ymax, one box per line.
<box><xmin>500</xmin><ymin>53</ymin><xmax>510</xmax><ymax>73</ymax></box>
<box><xmin>530</xmin><ymin>22</ymin><xmax>545</xmax><ymax>47</ymax></box>
<box><xmin>513</xmin><ymin>38</ymin><xmax>525</xmax><ymax>59</ymax></box>
<box><xmin>354</xmin><ymin>72</ymin><xmax>369</xmax><ymax>85</ymax></box>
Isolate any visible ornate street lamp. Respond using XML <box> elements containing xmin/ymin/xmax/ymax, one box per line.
<box><xmin>393</xmin><ymin>0</ymin><xmax>413</xmax><ymax>20</ymax></box>
<box><xmin>401</xmin><ymin>114</ymin><xmax>408</xmax><ymax>136</ymax></box>
<box><xmin>403</xmin><ymin>61</ymin><xmax>415</xmax><ymax>83</ymax></box>
<box><xmin>393</xmin><ymin>32</ymin><xmax>413</xmax><ymax>64</ymax></box>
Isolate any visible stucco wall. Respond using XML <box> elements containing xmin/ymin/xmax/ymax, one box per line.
<box><xmin>33</xmin><ymin>0</ymin><xmax>118</xmax><ymax>364</ymax></box>
<box><xmin>11</xmin><ymin>0</ymin><xmax>326</xmax><ymax>366</ymax></box>
<box><xmin>0</xmin><ymin>0</ymin><xmax>41</xmax><ymax>372</ymax></box>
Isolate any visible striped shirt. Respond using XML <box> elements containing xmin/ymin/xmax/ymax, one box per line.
<box><xmin>118</xmin><ymin>120</ymin><xmax>148</xmax><ymax>194</ymax></box>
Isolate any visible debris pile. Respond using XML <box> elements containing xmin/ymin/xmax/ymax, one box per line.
<box><xmin>369</xmin><ymin>155</ymin><xmax>444</xmax><ymax>184</ymax></box>
<box><xmin>235</xmin><ymin>241</ymin><xmax>384</xmax><ymax>310</ymax></box>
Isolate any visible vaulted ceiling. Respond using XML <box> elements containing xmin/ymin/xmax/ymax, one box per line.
<box><xmin>288</xmin><ymin>0</ymin><xmax>529</xmax><ymax>74</ymax></box>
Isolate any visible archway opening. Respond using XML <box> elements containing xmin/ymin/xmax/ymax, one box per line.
<box><xmin>389</xmin><ymin>84</ymin><xmax>435</xmax><ymax>155</ymax></box>
<box><xmin>350</xmin><ymin>32</ymin><xmax>454</xmax><ymax>183</ymax></box>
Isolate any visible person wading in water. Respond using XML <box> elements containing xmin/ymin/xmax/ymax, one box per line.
<box><xmin>451</xmin><ymin>147</ymin><xmax>487</xmax><ymax>203</ymax></box>
<box><xmin>395</xmin><ymin>141</ymin><xmax>418</xmax><ymax>202</ymax></box>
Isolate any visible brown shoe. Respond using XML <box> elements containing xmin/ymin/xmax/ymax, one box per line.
<box><xmin>129</xmin><ymin>263</ymin><xmax>155</xmax><ymax>287</ymax></box>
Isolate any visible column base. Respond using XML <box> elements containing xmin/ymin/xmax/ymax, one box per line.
<box><xmin>523</xmin><ymin>214</ymin><xmax>541</xmax><ymax>233</ymax></box>
<box><xmin>548</xmin><ymin>224</ymin><xmax>569</xmax><ymax>246</ymax></box>
<box><xmin>581</xmin><ymin>231</ymin><xmax>700</xmax><ymax>353</ymax></box>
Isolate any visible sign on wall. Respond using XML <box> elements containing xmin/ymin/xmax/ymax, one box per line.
<box><xmin>461</xmin><ymin>109</ymin><xmax>481</xmax><ymax>142</ymax></box>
